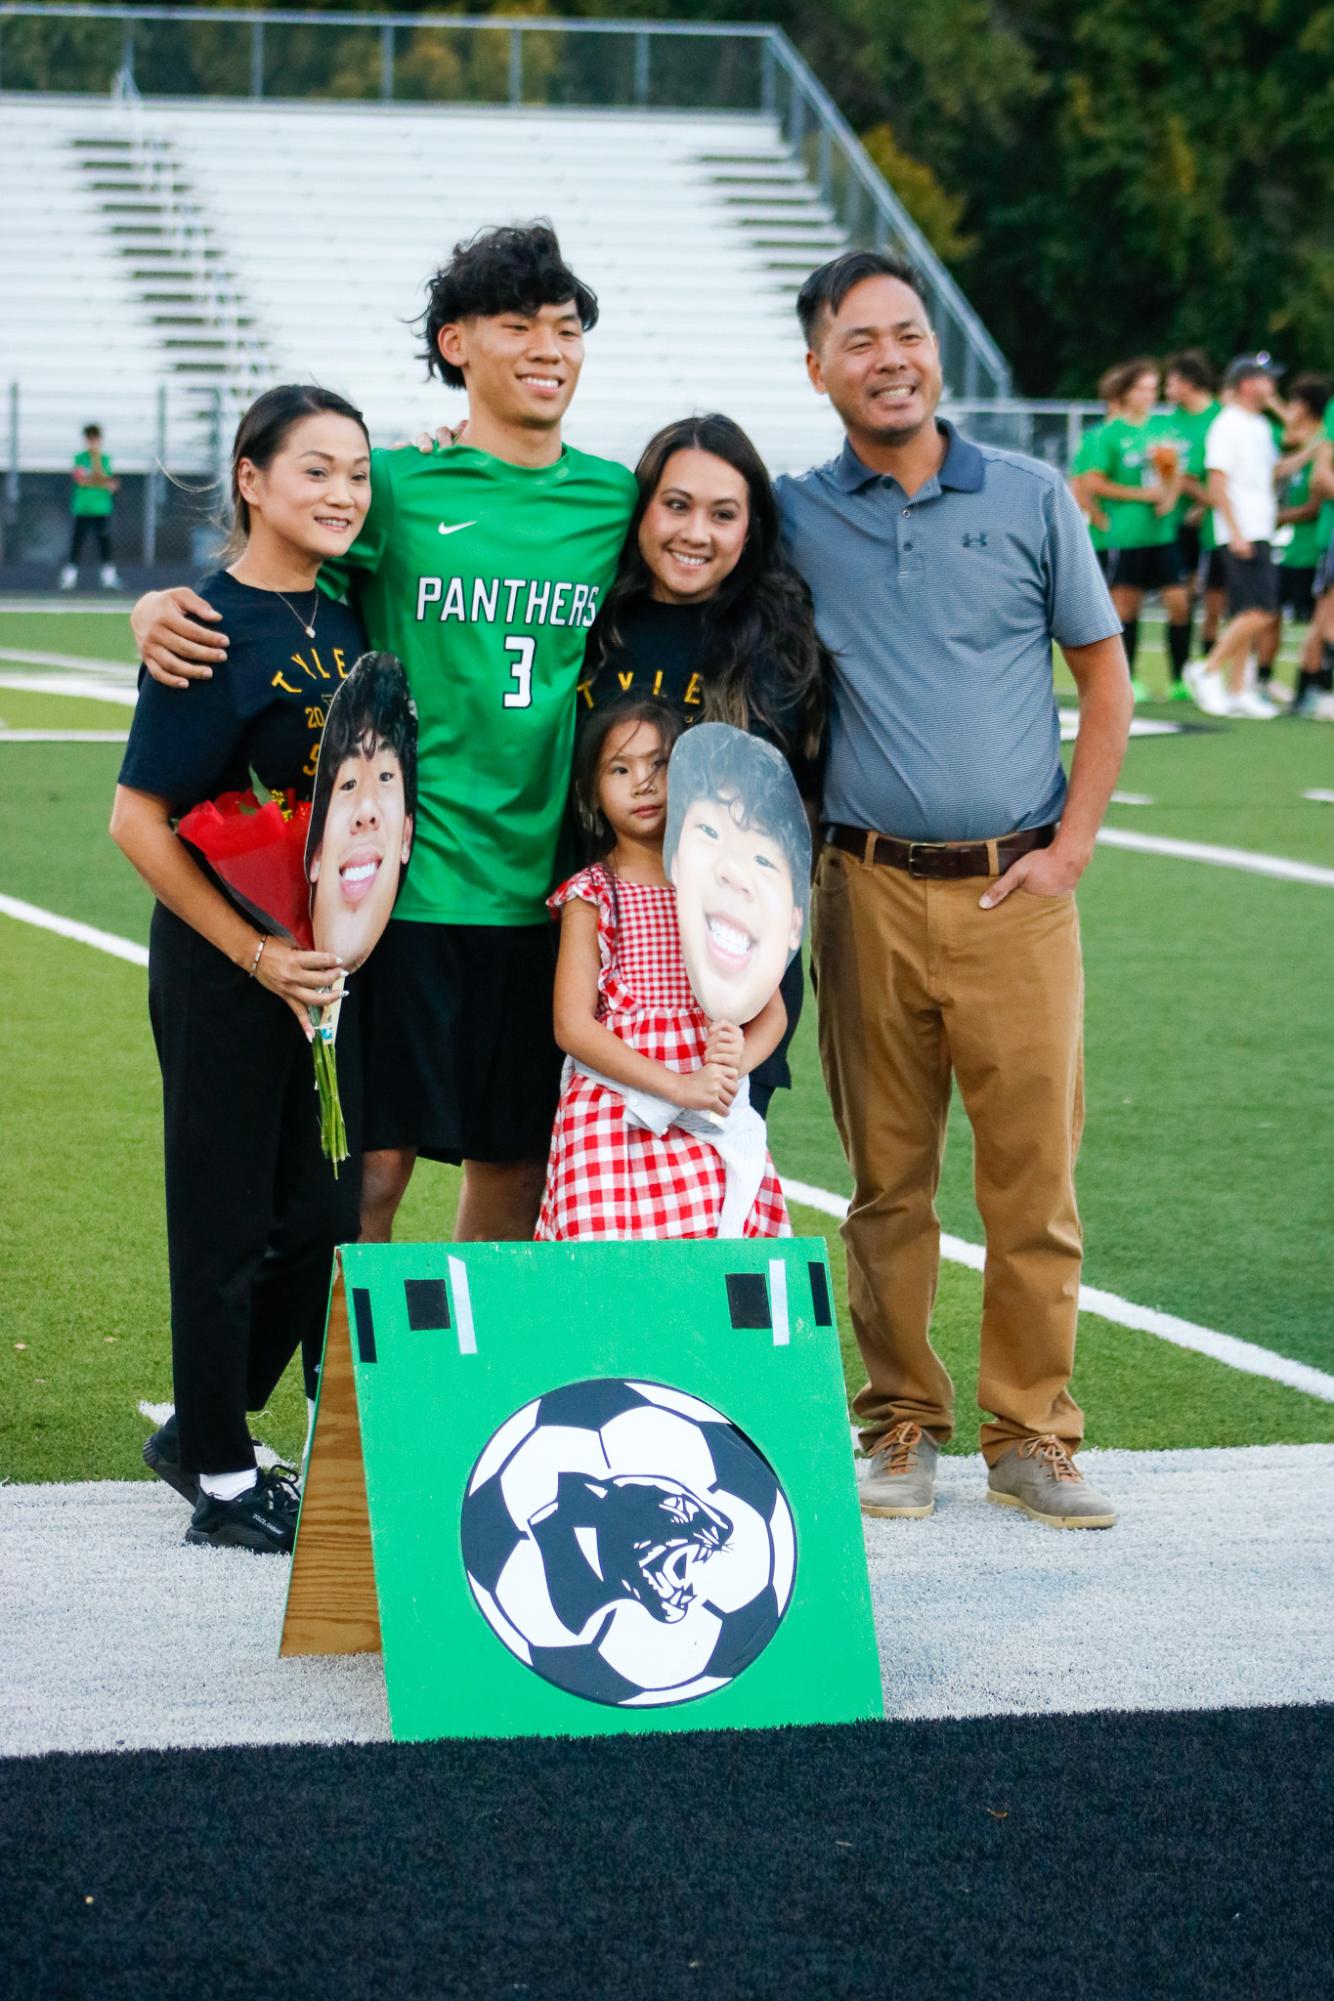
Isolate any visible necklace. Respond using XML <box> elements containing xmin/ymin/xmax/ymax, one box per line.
<box><xmin>272</xmin><ymin>587</ymin><xmax>319</xmax><ymax>640</ymax></box>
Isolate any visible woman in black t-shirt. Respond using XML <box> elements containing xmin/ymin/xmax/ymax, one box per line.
<box><xmin>111</xmin><ymin>384</ymin><xmax>371</xmax><ymax>1554</ymax></box>
<box><xmin>578</xmin><ymin>415</ymin><xmax>830</xmax><ymax>1115</ymax></box>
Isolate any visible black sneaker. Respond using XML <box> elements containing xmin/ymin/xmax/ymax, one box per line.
<box><xmin>142</xmin><ymin>1414</ymin><xmax>198</xmax><ymax>1506</ymax></box>
<box><xmin>184</xmin><ymin>1465</ymin><xmax>301</xmax><ymax>1555</ymax></box>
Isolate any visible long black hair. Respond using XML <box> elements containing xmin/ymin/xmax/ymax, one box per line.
<box><xmin>584</xmin><ymin>415</ymin><xmax>828</xmax><ymax>763</ymax></box>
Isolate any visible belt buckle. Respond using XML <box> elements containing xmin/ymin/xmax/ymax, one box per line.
<box><xmin>906</xmin><ymin>841</ymin><xmax>946</xmax><ymax>878</ymax></box>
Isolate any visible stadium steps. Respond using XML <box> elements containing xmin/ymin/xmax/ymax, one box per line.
<box><xmin>2</xmin><ymin>95</ymin><xmax>860</xmax><ymax>471</ymax></box>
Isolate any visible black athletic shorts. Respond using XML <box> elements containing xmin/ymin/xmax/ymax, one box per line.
<box><xmin>1198</xmin><ymin>548</ymin><xmax>1228</xmax><ymax>593</ymax></box>
<box><xmin>1093</xmin><ymin>546</ymin><xmax>1111</xmax><ymax>578</ymax></box>
<box><xmin>1106</xmin><ymin>544</ymin><xmax>1179</xmax><ymax>592</ymax></box>
<box><xmin>1278</xmin><ymin>565</ymin><xmax>1316</xmax><ymax>623</ymax></box>
<box><xmin>1314</xmin><ymin>544</ymin><xmax>1334</xmax><ymax>598</ymax></box>
<box><xmin>1224</xmin><ymin>543</ymin><xmax>1279</xmax><ymax>617</ymax></box>
<box><xmin>357</xmin><ymin>917</ymin><xmax>562</xmax><ymax>1165</ymax></box>
<box><xmin>1176</xmin><ymin>522</ymin><xmax>1201</xmax><ymax>583</ymax></box>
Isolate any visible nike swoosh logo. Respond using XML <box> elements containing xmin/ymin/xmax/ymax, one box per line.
<box><xmin>437</xmin><ymin>521</ymin><xmax>477</xmax><ymax>537</ymax></box>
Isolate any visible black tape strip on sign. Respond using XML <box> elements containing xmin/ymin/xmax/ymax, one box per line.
<box><xmin>725</xmin><ymin>1272</ymin><xmax>772</xmax><ymax>1330</ymax></box>
<box><xmin>808</xmin><ymin>1262</ymin><xmax>832</xmax><ymax>1327</ymax></box>
<box><xmin>352</xmin><ymin>1287</ymin><xmax>377</xmax><ymax>1364</ymax></box>
<box><xmin>403</xmin><ymin>1277</ymin><xmax>451</xmax><ymax>1332</ymax></box>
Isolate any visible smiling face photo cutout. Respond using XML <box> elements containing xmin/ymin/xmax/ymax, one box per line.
<box><xmin>666</xmin><ymin>724</ymin><xmax>809</xmax><ymax>1026</ymax></box>
<box><xmin>306</xmin><ymin>652</ymin><xmax>418</xmax><ymax>978</ymax></box>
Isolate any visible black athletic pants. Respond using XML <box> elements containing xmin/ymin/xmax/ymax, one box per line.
<box><xmin>68</xmin><ymin>516</ymin><xmax>112</xmax><ymax>565</ymax></box>
<box><xmin>147</xmin><ymin>903</ymin><xmax>362</xmax><ymax>1474</ymax></box>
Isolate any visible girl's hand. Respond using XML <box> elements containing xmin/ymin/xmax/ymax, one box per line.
<box><xmin>705</xmin><ymin>1021</ymin><xmax>744</xmax><ymax>1070</ymax></box>
<box><xmin>252</xmin><ymin>940</ymin><xmax>345</xmax><ymax>1037</ymax></box>
<box><xmin>674</xmin><ymin>1061</ymin><xmax>739</xmax><ymax>1116</ymax></box>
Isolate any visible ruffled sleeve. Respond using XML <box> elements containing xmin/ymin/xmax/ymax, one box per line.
<box><xmin>547</xmin><ymin>863</ymin><xmax>617</xmax><ymax>990</ymax></box>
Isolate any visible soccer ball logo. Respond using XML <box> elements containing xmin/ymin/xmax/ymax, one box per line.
<box><xmin>460</xmin><ymin>1378</ymin><xmax>796</xmax><ymax>1707</ymax></box>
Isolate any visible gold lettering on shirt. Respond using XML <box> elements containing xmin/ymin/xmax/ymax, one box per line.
<box><xmin>577</xmin><ymin>679</ymin><xmax>594</xmax><ymax>709</ymax></box>
<box><xmin>271</xmin><ymin>671</ymin><xmax>301</xmax><ymax>694</ymax></box>
<box><xmin>332</xmin><ymin>649</ymin><xmax>347</xmax><ymax>679</ymax></box>
<box><xmin>617</xmin><ymin>670</ymin><xmax>634</xmax><ymax>693</ymax></box>
<box><xmin>305</xmin><ymin>705</ymin><xmax>327</xmax><ymax>730</ymax></box>
<box><xmin>653</xmin><ymin>670</ymin><xmax>664</xmax><ymax>695</ymax></box>
<box><xmin>684</xmin><ymin>672</ymin><xmax>702</xmax><ymax>706</ymax></box>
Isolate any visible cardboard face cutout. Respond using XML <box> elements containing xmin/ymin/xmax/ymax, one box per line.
<box><xmin>667</xmin><ymin>724</ymin><xmax>809</xmax><ymax>1026</ymax></box>
<box><xmin>305</xmin><ymin>651</ymin><xmax>417</xmax><ymax>986</ymax></box>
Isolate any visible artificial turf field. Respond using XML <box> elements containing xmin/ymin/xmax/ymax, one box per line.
<box><xmin>2</xmin><ymin>599</ymin><xmax>1332</xmax><ymax>1999</ymax></box>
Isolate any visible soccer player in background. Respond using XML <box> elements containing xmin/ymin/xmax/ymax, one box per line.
<box><xmin>60</xmin><ymin>422</ymin><xmax>121</xmax><ymax>591</ymax></box>
<box><xmin>1297</xmin><ymin>375</ymin><xmax>1334</xmax><ymax>719</ymax></box>
<box><xmin>1163</xmin><ymin>352</ymin><xmax>1224</xmax><ymax>691</ymax></box>
<box><xmin>1256</xmin><ymin>374</ymin><xmax>1329</xmax><ymax>704</ymax></box>
<box><xmin>1069</xmin><ymin>368</ymin><xmax>1122</xmax><ymax>578</ymax></box>
<box><xmin>131</xmin><ymin>223</ymin><xmax>637</xmax><ymax>1244</ymax></box>
<box><xmin>1184</xmin><ymin>356</ymin><xmax>1283</xmax><ymax>718</ymax></box>
<box><xmin>1080</xmin><ymin>359</ymin><xmax>1188</xmax><ymax>701</ymax></box>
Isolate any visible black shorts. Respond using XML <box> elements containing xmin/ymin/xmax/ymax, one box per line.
<box><xmin>1224</xmin><ymin>543</ymin><xmax>1279</xmax><ymax>617</ymax></box>
<box><xmin>1314</xmin><ymin>544</ymin><xmax>1334</xmax><ymax>598</ymax></box>
<box><xmin>1199</xmin><ymin>548</ymin><xmax>1228</xmax><ymax>593</ymax></box>
<box><xmin>1278</xmin><ymin>566</ymin><xmax>1316</xmax><ymax>622</ymax></box>
<box><xmin>1176</xmin><ymin>522</ymin><xmax>1201</xmax><ymax>583</ymax></box>
<box><xmin>1106</xmin><ymin>544</ymin><xmax>1179</xmax><ymax>592</ymax></box>
<box><xmin>357</xmin><ymin>917</ymin><xmax>562</xmax><ymax>1165</ymax></box>
<box><xmin>1092</xmin><ymin>546</ymin><xmax>1111</xmax><ymax>577</ymax></box>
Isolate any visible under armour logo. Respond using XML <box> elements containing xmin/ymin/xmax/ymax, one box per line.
<box><xmin>961</xmin><ymin>532</ymin><xmax>989</xmax><ymax>548</ymax></box>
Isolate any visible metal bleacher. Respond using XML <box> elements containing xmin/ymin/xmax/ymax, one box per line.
<box><xmin>0</xmin><ymin>7</ymin><xmax>1012</xmax><ymax>507</ymax></box>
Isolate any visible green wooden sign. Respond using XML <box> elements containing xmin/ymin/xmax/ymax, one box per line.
<box><xmin>282</xmin><ymin>1239</ymin><xmax>882</xmax><ymax>1742</ymax></box>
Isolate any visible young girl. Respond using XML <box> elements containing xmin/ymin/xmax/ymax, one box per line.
<box><xmin>110</xmin><ymin>383</ymin><xmax>372</xmax><ymax>1553</ymax></box>
<box><xmin>535</xmin><ymin>700</ymin><xmax>789</xmax><ymax>1242</ymax></box>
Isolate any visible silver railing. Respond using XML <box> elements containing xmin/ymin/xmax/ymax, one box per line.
<box><xmin>0</xmin><ymin>3</ymin><xmax>1012</xmax><ymax>397</ymax></box>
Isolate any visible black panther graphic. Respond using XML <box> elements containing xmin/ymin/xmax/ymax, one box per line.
<box><xmin>528</xmin><ymin>1472</ymin><xmax>733</xmax><ymax>1632</ymax></box>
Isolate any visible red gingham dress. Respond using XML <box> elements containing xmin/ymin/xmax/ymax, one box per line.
<box><xmin>535</xmin><ymin>865</ymin><xmax>789</xmax><ymax>1242</ymax></box>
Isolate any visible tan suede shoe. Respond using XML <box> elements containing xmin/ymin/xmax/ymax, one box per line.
<box><xmin>859</xmin><ymin>1420</ymin><xmax>939</xmax><ymax>1519</ymax></box>
<box><xmin>987</xmin><ymin>1435</ymin><xmax>1117</xmax><ymax>1529</ymax></box>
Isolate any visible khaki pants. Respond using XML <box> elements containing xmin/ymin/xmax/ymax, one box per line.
<box><xmin>812</xmin><ymin>842</ymin><xmax>1085</xmax><ymax>1465</ymax></box>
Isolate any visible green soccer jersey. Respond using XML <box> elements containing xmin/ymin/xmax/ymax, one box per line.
<box><xmin>71</xmin><ymin>449</ymin><xmax>114</xmax><ymax>517</ymax></box>
<box><xmin>1169</xmin><ymin>400</ymin><xmax>1222</xmax><ymax>549</ymax></box>
<box><xmin>1071</xmin><ymin>423</ymin><xmax>1112</xmax><ymax>551</ymax></box>
<box><xmin>321</xmin><ymin>442</ymin><xmax>636</xmax><ymax>927</ymax></box>
<box><xmin>1317</xmin><ymin>403</ymin><xmax>1334</xmax><ymax>555</ymax></box>
<box><xmin>1085</xmin><ymin>415</ymin><xmax>1178</xmax><ymax>550</ymax></box>
<box><xmin>1278</xmin><ymin>460</ymin><xmax>1319</xmax><ymax>569</ymax></box>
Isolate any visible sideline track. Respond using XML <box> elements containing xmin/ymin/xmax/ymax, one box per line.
<box><xmin>4</xmin><ymin>892</ymin><xmax>1333</xmax><ymax>1405</ymax></box>
<box><xmin>3</xmin><ymin>1443</ymin><xmax>1331</xmax><ymax>1756</ymax></box>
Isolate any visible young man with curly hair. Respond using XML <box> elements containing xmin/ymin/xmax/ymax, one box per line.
<box><xmin>131</xmin><ymin>224</ymin><xmax>637</xmax><ymax>1243</ymax></box>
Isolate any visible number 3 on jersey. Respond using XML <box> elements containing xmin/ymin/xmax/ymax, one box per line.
<box><xmin>503</xmin><ymin>635</ymin><xmax>535</xmax><ymax>709</ymax></box>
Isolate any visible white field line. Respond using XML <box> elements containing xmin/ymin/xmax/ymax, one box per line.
<box><xmin>7</xmin><ymin>895</ymin><xmax>1334</xmax><ymax>1407</ymax></box>
<box><xmin>0</xmin><ymin>598</ymin><xmax>133</xmax><ymax>614</ymax></box>
<box><xmin>0</xmin><ymin>671</ymin><xmax>138</xmax><ymax>707</ymax></box>
<box><xmin>0</xmin><ymin>729</ymin><xmax>129</xmax><ymax>743</ymax></box>
<box><xmin>1097</xmin><ymin>826</ymin><xmax>1334</xmax><ymax>887</ymax></box>
<box><xmin>1302</xmin><ymin>790</ymin><xmax>1334</xmax><ymax>805</ymax></box>
<box><xmin>0</xmin><ymin>646</ymin><xmax>137</xmax><ymax>678</ymax></box>
<box><xmin>783</xmin><ymin>1177</ymin><xmax>1334</xmax><ymax>1404</ymax></box>
<box><xmin>0</xmin><ymin>893</ymin><xmax>148</xmax><ymax>967</ymax></box>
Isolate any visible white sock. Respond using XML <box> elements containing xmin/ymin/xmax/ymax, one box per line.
<box><xmin>199</xmin><ymin>1467</ymin><xmax>258</xmax><ymax>1502</ymax></box>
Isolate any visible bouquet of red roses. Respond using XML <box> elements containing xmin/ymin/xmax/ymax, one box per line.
<box><xmin>177</xmin><ymin>782</ymin><xmax>348</xmax><ymax>1173</ymax></box>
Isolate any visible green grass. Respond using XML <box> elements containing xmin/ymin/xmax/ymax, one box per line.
<box><xmin>2</xmin><ymin>637</ymin><xmax>1333</xmax><ymax>1483</ymax></box>
<box><xmin>0</xmin><ymin>605</ymin><xmax>138</xmax><ymax>665</ymax></box>
<box><xmin>3</xmin><ymin>922</ymin><xmax>1329</xmax><ymax>1483</ymax></box>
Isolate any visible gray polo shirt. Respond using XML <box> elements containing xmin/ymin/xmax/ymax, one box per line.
<box><xmin>776</xmin><ymin>421</ymin><xmax>1121</xmax><ymax>842</ymax></box>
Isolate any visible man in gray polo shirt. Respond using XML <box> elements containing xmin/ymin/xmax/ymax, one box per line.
<box><xmin>778</xmin><ymin>249</ymin><xmax>1132</xmax><ymax>1529</ymax></box>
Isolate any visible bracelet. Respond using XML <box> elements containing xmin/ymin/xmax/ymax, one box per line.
<box><xmin>248</xmin><ymin>935</ymin><xmax>267</xmax><ymax>978</ymax></box>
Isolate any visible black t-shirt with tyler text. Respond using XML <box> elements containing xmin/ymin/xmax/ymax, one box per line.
<box><xmin>119</xmin><ymin>570</ymin><xmax>366</xmax><ymax>813</ymax></box>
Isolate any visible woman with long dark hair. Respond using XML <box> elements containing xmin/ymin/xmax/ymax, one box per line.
<box><xmin>111</xmin><ymin>384</ymin><xmax>372</xmax><ymax>1553</ymax></box>
<box><xmin>579</xmin><ymin>413</ymin><xmax>829</xmax><ymax>1114</ymax></box>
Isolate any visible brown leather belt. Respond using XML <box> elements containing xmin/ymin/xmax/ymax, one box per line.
<box><xmin>825</xmin><ymin>821</ymin><xmax>1056</xmax><ymax>880</ymax></box>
